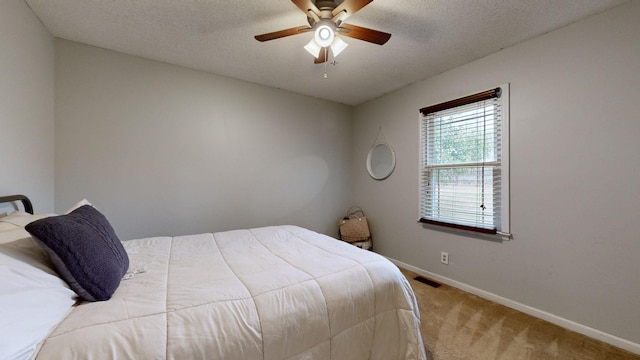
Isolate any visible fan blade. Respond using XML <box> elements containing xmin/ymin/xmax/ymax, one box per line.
<box><xmin>332</xmin><ymin>0</ymin><xmax>373</xmax><ymax>20</ymax></box>
<box><xmin>255</xmin><ymin>26</ymin><xmax>312</xmax><ymax>42</ymax></box>
<box><xmin>339</xmin><ymin>23</ymin><xmax>391</xmax><ymax>45</ymax></box>
<box><xmin>314</xmin><ymin>48</ymin><xmax>329</xmax><ymax>64</ymax></box>
<box><xmin>291</xmin><ymin>0</ymin><xmax>320</xmax><ymax>16</ymax></box>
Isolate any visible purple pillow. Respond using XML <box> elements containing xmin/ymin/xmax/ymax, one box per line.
<box><xmin>25</xmin><ymin>205</ymin><xmax>129</xmax><ymax>301</ymax></box>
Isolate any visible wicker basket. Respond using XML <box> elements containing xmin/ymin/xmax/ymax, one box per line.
<box><xmin>339</xmin><ymin>207</ymin><xmax>372</xmax><ymax>250</ymax></box>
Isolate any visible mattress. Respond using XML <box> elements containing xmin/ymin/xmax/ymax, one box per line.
<box><xmin>32</xmin><ymin>225</ymin><xmax>426</xmax><ymax>359</ymax></box>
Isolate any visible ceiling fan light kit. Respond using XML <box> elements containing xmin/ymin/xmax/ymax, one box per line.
<box><xmin>314</xmin><ymin>23</ymin><xmax>335</xmax><ymax>47</ymax></box>
<box><xmin>304</xmin><ymin>22</ymin><xmax>349</xmax><ymax>59</ymax></box>
<box><xmin>330</xmin><ymin>36</ymin><xmax>348</xmax><ymax>57</ymax></box>
<box><xmin>304</xmin><ymin>38</ymin><xmax>323</xmax><ymax>58</ymax></box>
<box><xmin>255</xmin><ymin>0</ymin><xmax>391</xmax><ymax>65</ymax></box>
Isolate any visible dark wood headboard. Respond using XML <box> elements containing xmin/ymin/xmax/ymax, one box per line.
<box><xmin>0</xmin><ymin>194</ymin><xmax>34</xmax><ymax>214</ymax></box>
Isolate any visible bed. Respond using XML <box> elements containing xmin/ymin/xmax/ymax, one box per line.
<box><xmin>0</xmin><ymin>195</ymin><xmax>426</xmax><ymax>360</ymax></box>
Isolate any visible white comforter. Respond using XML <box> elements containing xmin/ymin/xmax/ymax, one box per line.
<box><xmin>34</xmin><ymin>225</ymin><xmax>426</xmax><ymax>359</ymax></box>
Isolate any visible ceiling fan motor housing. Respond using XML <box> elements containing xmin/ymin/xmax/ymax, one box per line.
<box><xmin>316</xmin><ymin>1</ymin><xmax>339</xmax><ymax>12</ymax></box>
<box><xmin>307</xmin><ymin>1</ymin><xmax>340</xmax><ymax>26</ymax></box>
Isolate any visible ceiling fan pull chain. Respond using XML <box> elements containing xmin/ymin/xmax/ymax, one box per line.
<box><xmin>324</xmin><ymin>48</ymin><xmax>328</xmax><ymax>78</ymax></box>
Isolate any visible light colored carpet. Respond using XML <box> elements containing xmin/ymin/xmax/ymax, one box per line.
<box><xmin>401</xmin><ymin>268</ymin><xmax>639</xmax><ymax>360</ymax></box>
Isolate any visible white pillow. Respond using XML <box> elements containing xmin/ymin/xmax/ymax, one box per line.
<box><xmin>0</xmin><ymin>213</ymin><xmax>35</xmax><ymax>245</ymax></box>
<box><xmin>0</xmin><ymin>212</ymin><xmax>54</xmax><ymax>228</ymax></box>
<box><xmin>0</xmin><ymin>213</ymin><xmax>55</xmax><ymax>245</ymax></box>
<box><xmin>64</xmin><ymin>199</ymin><xmax>92</xmax><ymax>214</ymax></box>
<box><xmin>0</xmin><ymin>212</ymin><xmax>36</xmax><ymax>227</ymax></box>
<box><xmin>0</xmin><ymin>238</ymin><xmax>77</xmax><ymax>360</ymax></box>
<box><xmin>0</xmin><ymin>222</ymin><xmax>19</xmax><ymax>233</ymax></box>
<box><xmin>0</xmin><ymin>227</ymin><xmax>31</xmax><ymax>245</ymax></box>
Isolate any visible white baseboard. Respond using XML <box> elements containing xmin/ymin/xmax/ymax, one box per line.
<box><xmin>389</xmin><ymin>258</ymin><xmax>640</xmax><ymax>355</ymax></box>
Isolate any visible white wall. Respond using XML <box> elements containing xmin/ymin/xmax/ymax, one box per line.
<box><xmin>54</xmin><ymin>39</ymin><xmax>353</xmax><ymax>240</ymax></box>
<box><xmin>352</xmin><ymin>0</ymin><xmax>640</xmax><ymax>351</ymax></box>
<box><xmin>0</xmin><ymin>0</ymin><xmax>54</xmax><ymax>212</ymax></box>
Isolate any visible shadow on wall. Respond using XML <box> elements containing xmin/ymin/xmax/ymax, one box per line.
<box><xmin>249</xmin><ymin>155</ymin><xmax>329</xmax><ymax>218</ymax></box>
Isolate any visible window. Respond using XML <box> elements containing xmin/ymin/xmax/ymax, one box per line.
<box><xmin>419</xmin><ymin>85</ymin><xmax>510</xmax><ymax>236</ymax></box>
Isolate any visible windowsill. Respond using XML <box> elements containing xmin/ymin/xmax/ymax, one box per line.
<box><xmin>418</xmin><ymin>221</ymin><xmax>512</xmax><ymax>242</ymax></box>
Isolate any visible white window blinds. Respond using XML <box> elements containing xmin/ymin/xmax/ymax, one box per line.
<box><xmin>419</xmin><ymin>86</ymin><xmax>509</xmax><ymax>235</ymax></box>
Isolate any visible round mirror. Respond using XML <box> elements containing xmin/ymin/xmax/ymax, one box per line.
<box><xmin>367</xmin><ymin>143</ymin><xmax>396</xmax><ymax>180</ymax></box>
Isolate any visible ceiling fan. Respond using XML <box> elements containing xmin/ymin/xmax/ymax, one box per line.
<box><xmin>255</xmin><ymin>0</ymin><xmax>391</xmax><ymax>64</ymax></box>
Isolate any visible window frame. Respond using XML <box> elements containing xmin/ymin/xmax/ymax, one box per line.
<box><xmin>418</xmin><ymin>84</ymin><xmax>510</xmax><ymax>238</ymax></box>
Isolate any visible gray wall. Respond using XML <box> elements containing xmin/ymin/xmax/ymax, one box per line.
<box><xmin>0</xmin><ymin>0</ymin><xmax>55</xmax><ymax>213</ymax></box>
<box><xmin>352</xmin><ymin>0</ymin><xmax>640</xmax><ymax>347</ymax></box>
<box><xmin>54</xmin><ymin>39</ymin><xmax>353</xmax><ymax>240</ymax></box>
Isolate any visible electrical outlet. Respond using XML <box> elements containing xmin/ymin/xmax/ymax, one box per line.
<box><xmin>440</xmin><ymin>251</ymin><xmax>449</xmax><ymax>265</ymax></box>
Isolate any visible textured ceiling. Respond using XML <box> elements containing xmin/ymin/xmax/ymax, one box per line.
<box><xmin>25</xmin><ymin>0</ymin><xmax>627</xmax><ymax>105</ymax></box>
